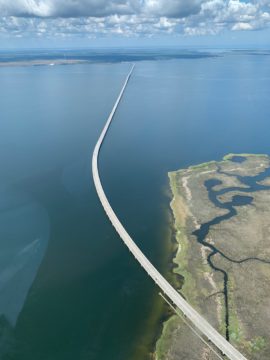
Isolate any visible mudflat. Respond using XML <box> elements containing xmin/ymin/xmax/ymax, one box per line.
<box><xmin>156</xmin><ymin>154</ymin><xmax>270</xmax><ymax>360</ymax></box>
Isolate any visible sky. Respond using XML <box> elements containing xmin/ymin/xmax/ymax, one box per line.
<box><xmin>0</xmin><ymin>0</ymin><xmax>269</xmax><ymax>49</ymax></box>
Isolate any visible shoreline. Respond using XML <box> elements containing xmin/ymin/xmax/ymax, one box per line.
<box><xmin>0</xmin><ymin>59</ymin><xmax>87</xmax><ymax>67</ymax></box>
<box><xmin>150</xmin><ymin>207</ymin><xmax>181</xmax><ymax>360</ymax></box>
<box><xmin>154</xmin><ymin>173</ymin><xmax>199</xmax><ymax>359</ymax></box>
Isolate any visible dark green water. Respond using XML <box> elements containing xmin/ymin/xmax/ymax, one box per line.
<box><xmin>0</xmin><ymin>51</ymin><xmax>270</xmax><ymax>359</ymax></box>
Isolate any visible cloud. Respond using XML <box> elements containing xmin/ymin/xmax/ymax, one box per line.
<box><xmin>48</xmin><ymin>0</ymin><xmax>135</xmax><ymax>17</ymax></box>
<box><xmin>142</xmin><ymin>0</ymin><xmax>203</xmax><ymax>18</ymax></box>
<box><xmin>232</xmin><ymin>21</ymin><xmax>253</xmax><ymax>30</ymax></box>
<box><xmin>0</xmin><ymin>0</ymin><xmax>203</xmax><ymax>18</ymax></box>
<box><xmin>181</xmin><ymin>0</ymin><xmax>270</xmax><ymax>34</ymax></box>
<box><xmin>0</xmin><ymin>0</ymin><xmax>51</xmax><ymax>17</ymax></box>
<box><xmin>0</xmin><ymin>0</ymin><xmax>108</xmax><ymax>17</ymax></box>
<box><xmin>0</xmin><ymin>0</ymin><xmax>269</xmax><ymax>39</ymax></box>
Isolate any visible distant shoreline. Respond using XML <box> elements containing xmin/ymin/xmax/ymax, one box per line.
<box><xmin>0</xmin><ymin>59</ymin><xmax>87</xmax><ymax>67</ymax></box>
<box><xmin>0</xmin><ymin>49</ymin><xmax>219</xmax><ymax>68</ymax></box>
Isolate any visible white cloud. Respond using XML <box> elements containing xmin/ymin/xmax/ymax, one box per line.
<box><xmin>232</xmin><ymin>21</ymin><xmax>253</xmax><ymax>30</ymax></box>
<box><xmin>0</xmin><ymin>0</ymin><xmax>269</xmax><ymax>39</ymax></box>
<box><xmin>181</xmin><ymin>0</ymin><xmax>270</xmax><ymax>35</ymax></box>
<box><xmin>0</xmin><ymin>0</ymin><xmax>51</xmax><ymax>17</ymax></box>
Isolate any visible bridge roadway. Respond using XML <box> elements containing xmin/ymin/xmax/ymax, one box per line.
<box><xmin>92</xmin><ymin>65</ymin><xmax>248</xmax><ymax>360</ymax></box>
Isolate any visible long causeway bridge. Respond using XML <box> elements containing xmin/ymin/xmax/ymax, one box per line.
<box><xmin>92</xmin><ymin>64</ymin><xmax>248</xmax><ymax>360</ymax></box>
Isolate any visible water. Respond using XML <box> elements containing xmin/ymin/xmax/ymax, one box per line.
<box><xmin>0</xmin><ymin>51</ymin><xmax>270</xmax><ymax>359</ymax></box>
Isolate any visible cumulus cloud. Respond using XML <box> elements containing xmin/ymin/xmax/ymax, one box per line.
<box><xmin>142</xmin><ymin>0</ymin><xmax>203</xmax><ymax>18</ymax></box>
<box><xmin>181</xmin><ymin>0</ymin><xmax>270</xmax><ymax>34</ymax></box>
<box><xmin>0</xmin><ymin>0</ymin><xmax>51</xmax><ymax>17</ymax></box>
<box><xmin>232</xmin><ymin>21</ymin><xmax>253</xmax><ymax>30</ymax></box>
<box><xmin>0</xmin><ymin>0</ymin><xmax>269</xmax><ymax>39</ymax></box>
<box><xmin>0</xmin><ymin>0</ymin><xmax>203</xmax><ymax>18</ymax></box>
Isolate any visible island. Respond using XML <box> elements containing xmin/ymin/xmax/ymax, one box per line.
<box><xmin>156</xmin><ymin>154</ymin><xmax>270</xmax><ymax>360</ymax></box>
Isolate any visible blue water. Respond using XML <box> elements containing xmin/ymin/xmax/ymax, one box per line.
<box><xmin>0</xmin><ymin>50</ymin><xmax>270</xmax><ymax>359</ymax></box>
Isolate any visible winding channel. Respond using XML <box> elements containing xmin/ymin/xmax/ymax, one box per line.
<box><xmin>192</xmin><ymin>156</ymin><xmax>270</xmax><ymax>341</ymax></box>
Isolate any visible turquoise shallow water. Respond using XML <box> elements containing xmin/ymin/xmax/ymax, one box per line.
<box><xmin>0</xmin><ymin>51</ymin><xmax>270</xmax><ymax>359</ymax></box>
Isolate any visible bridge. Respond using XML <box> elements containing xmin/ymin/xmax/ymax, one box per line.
<box><xmin>92</xmin><ymin>64</ymin><xmax>248</xmax><ymax>360</ymax></box>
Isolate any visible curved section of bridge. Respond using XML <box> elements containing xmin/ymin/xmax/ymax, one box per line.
<box><xmin>92</xmin><ymin>65</ymin><xmax>248</xmax><ymax>360</ymax></box>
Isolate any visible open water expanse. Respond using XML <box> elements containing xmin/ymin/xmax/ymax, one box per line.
<box><xmin>0</xmin><ymin>50</ymin><xmax>270</xmax><ymax>359</ymax></box>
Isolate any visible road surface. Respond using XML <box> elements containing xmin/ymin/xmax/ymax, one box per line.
<box><xmin>92</xmin><ymin>64</ymin><xmax>248</xmax><ymax>360</ymax></box>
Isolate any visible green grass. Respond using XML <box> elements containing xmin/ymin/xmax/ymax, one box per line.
<box><xmin>169</xmin><ymin>160</ymin><xmax>217</xmax><ymax>175</ymax></box>
<box><xmin>173</xmin><ymin>228</ymin><xmax>198</xmax><ymax>304</ymax></box>
<box><xmin>189</xmin><ymin>160</ymin><xmax>216</xmax><ymax>170</ymax></box>
<box><xmin>249</xmin><ymin>337</ymin><xmax>266</xmax><ymax>353</ymax></box>
<box><xmin>155</xmin><ymin>315</ymin><xmax>182</xmax><ymax>360</ymax></box>
<box><xmin>227</xmin><ymin>277</ymin><xmax>244</xmax><ymax>343</ymax></box>
<box><xmin>155</xmin><ymin>173</ymin><xmax>200</xmax><ymax>359</ymax></box>
<box><xmin>168</xmin><ymin>172</ymin><xmax>199</xmax><ymax>304</ymax></box>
